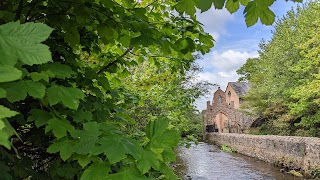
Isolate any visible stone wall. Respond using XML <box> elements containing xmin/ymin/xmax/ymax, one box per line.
<box><xmin>206</xmin><ymin>133</ymin><xmax>320</xmax><ymax>173</ymax></box>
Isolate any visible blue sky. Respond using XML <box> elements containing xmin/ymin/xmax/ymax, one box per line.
<box><xmin>195</xmin><ymin>1</ymin><xmax>301</xmax><ymax>110</ymax></box>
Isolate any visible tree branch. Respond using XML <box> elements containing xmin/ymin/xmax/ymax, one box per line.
<box><xmin>97</xmin><ymin>48</ymin><xmax>132</xmax><ymax>75</ymax></box>
<box><xmin>15</xmin><ymin>0</ymin><xmax>24</xmax><ymax>21</ymax></box>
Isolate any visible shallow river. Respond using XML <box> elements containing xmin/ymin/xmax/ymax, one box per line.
<box><xmin>174</xmin><ymin>142</ymin><xmax>299</xmax><ymax>180</ymax></box>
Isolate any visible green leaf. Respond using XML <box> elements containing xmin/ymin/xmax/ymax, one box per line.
<box><xmin>27</xmin><ymin>109</ymin><xmax>52</xmax><ymax>128</ymax></box>
<box><xmin>97</xmin><ymin>136</ymin><xmax>143</xmax><ymax>164</ymax></box>
<box><xmin>159</xmin><ymin>163</ymin><xmax>177</xmax><ymax>180</ymax></box>
<box><xmin>212</xmin><ymin>0</ymin><xmax>226</xmax><ymax>9</ymax></box>
<box><xmin>225</xmin><ymin>0</ymin><xmax>240</xmax><ymax>13</ymax></box>
<box><xmin>71</xmin><ymin>122</ymin><xmax>102</xmax><ymax>155</ymax></box>
<box><xmin>175</xmin><ymin>0</ymin><xmax>197</xmax><ymax>16</ymax></box>
<box><xmin>29</xmin><ymin>72</ymin><xmax>50</xmax><ymax>82</ymax></box>
<box><xmin>0</xmin><ymin>65</ymin><xmax>22</xmax><ymax>83</ymax></box>
<box><xmin>137</xmin><ymin>148</ymin><xmax>161</xmax><ymax>174</ymax></box>
<box><xmin>244</xmin><ymin>2</ymin><xmax>259</xmax><ymax>27</ymax></box>
<box><xmin>47</xmin><ymin>138</ymin><xmax>76</xmax><ymax>161</ymax></box>
<box><xmin>2</xmin><ymin>80</ymin><xmax>46</xmax><ymax>102</ymax></box>
<box><xmin>80</xmin><ymin>162</ymin><xmax>111</xmax><ymax>180</ymax></box>
<box><xmin>64</xmin><ymin>27</ymin><xmax>80</xmax><ymax>49</ymax></box>
<box><xmin>47</xmin><ymin>85</ymin><xmax>85</xmax><ymax>110</ymax></box>
<box><xmin>0</xmin><ymin>88</ymin><xmax>7</xmax><ymax>98</ymax></box>
<box><xmin>45</xmin><ymin>118</ymin><xmax>75</xmax><ymax>139</ymax></box>
<box><xmin>0</xmin><ymin>105</ymin><xmax>19</xmax><ymax>119</ymax></box>
<box><xmin>0</xmin><ymin>21</ymin><xmax>53</xmax><ymax>65</ymax></box>
<box><xmin>72</xmin><ymin>110</ymin><xmax>93</xmax><ymax>123</ymax></box>
<box><xmin>239</xmin><ymin>0</ymin><xmax>250</xmax><ymax>6</ymax></box>
<box><xmin>259</xmin><ymin>7</ymin><xmax>275</xmax><ymax>25</ymax></box>
<box><xmin>41</xmin><ymin>62</ymin><xmax>76</xmax><ymax>79</ymax></box>
<box><xmin>196</xmin><ymin>0</ymin><xmax>213</xmax><ymax>13</ymax></box>
<box><xmin>0</xmin><ymin>106</ymin><xmax>18</xmax><ymax>149</ymax></box>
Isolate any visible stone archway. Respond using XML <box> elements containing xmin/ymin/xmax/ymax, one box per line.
<box><xmin>210</xmin><ymin>109</ymin><xmax>234</xmax><ymax>133</ymax></box>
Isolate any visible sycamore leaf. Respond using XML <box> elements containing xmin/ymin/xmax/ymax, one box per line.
<box><xmin>212</xmin><ymin>0</ymin><xmax>226</xmax><ymax>9</ymax></box>
<box><xmin>80</xmin><ymin>162</ymin><xmax>111</xmax><ymax>180</ymax></box>
<box><xmin>47</xmin><ymin>85</ymin><xmax>85</xmax><ymax>110</ymax></box>
<box><xmin>244</xmin><ymin>2</ymin><xmax>259</xmax><ymax>27</ymax></box>
<box><xmin>0</xmin><ymin>88</ymin><xmax>6</xmax><ymax>98</ymax></box>
<box><xmin>72</xmin><ymin>154</ymin><xmax>99</xmax><ymax>168</ymax></box>
<box><xmin>137</xmin><ymin>148</ymin><xmax>161</xmax><ymax>174</ymax></box>
<box><xmin>41</xmin><ymin>62</ymin><xmax>76</xmax><ymax>79</ymax></box>
<box><xmin>45</xmin><ymin>118</ymin><xmax>75</xmax><ymax>139</ymax></box>
<box><xmin>196</xmin><ymin>0</ymin><xmax>213</xmax><ymax>13</ymax></box>
<box><xmin>0</xmin><ymin>21</ymin><xmax>53</xmax><ymax>65</ymax></box>
<box><xmin>159</xmin><ymin>163</ymin><xmax>177</xmax><ymax>180</ymax></box>
<box><xmin>29</xmin><ymin>72</ymin><xmax>50</xmax><ymax>82</ymax></box>
<box><xmin>146</xmin><ymin>119</ymin><xmax>168</xmax><ymax>139</ymax></box>
<box><xmin>0</xmin><ymin>106</ymin><xmax>18</xmax><ymax>149</ymax></box>
<box><xmin>225</xmin><ymin>0</ymin><xmax>240</xmax><ymax>13</ymax></box>
<box><xmin>2</xmin><ymin>80</ymin><xmax>46</xmax><ymax>102</ymax></box>
<box><xmin>97</xmin><ymin>136</ymin><xmax>143</xmax><ymax>164</ymax></box>
<box><xmin>259</xmin><ymin>7</ymin><xmax>275</xmax><ymax>25</ymax></box>
<box><xmin>71</xmin><ymin>122</ymin><xmax>102</xmax><ymax>155</ymax></box>
<box><xmin>0</xmin><ymin>105</ymin><xmax>19</xmax><ymax>119</ymax></box>
<box><xmin>47</xmin><ymin>138</ymin><xmax>76</xmax><ymax>161</ymax></box>
<box><xmin>239</xmin><ymin>0</ymin><xmax>250</xmax><ymax>6</ymax></box>
<box><xmin>27</xmin><ymin>109</ymin><xmax>52</xmax><ymax>128</ymax></box>
<box><xmin>175</xmin><ymin>0</ymin><xmax>197</xmax><ymax>16</ymax></box>
<box><xmin>72</xmin><ymin>110</ymin><xmax>93</xmax><ymax>123</ymax></box>
<box><xmin>0</xmin><ymin>65</ymin><xmax>22</xmax><ymax>83</ymax></box>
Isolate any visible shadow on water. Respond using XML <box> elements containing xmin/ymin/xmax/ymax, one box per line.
<box><xmin>173</xmin><ymin>142</ymin><xmax>301</xmax><ymax>180</ymax></box>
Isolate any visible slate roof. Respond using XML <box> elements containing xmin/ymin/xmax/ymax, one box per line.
<box><xmin>228</xmin><ymin>82</ymin><xmax>250</xmax><ymax>96</ymax></box>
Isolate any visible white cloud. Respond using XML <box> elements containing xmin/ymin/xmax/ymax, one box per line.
<box><xmin>196</xmin><ymin>8</ymin><xmax>234</xmax><ymax>41</ymax></box>
<box><xmin>194</xmin><ymin>50</ymin><xmax>259</xmax><ymax>111</ymax></box>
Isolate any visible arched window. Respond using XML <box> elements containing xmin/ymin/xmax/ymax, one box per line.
<box><xmin>228</xmin><ymin>91</ymin><xmax>231</xmax><ymax>97</ymax></box>
<box><xmin>218</xmin><ymin>95</ymin><xmax>222</xmax><ymax>104</ymax></box>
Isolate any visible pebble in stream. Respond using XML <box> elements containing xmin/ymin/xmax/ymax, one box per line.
<box><xmin>174</xmin><ymin>142</ymin><xmax>300</xmax><ymax>180</ymax></box>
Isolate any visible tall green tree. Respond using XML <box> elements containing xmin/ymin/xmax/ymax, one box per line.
<box><xmin>238</xmin><ymin>1</ymin><xmax>320</xmax><ymax>137</ymax></box>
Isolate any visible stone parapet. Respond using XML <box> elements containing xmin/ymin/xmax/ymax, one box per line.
<box><xmin>206</xmin><ymin>133</ymin><xmax>320</xmax><ymax>173</ymax></box>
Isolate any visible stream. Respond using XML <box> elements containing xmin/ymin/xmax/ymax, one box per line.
<box><xmin>174</xmin><ymin>142</ymin><xmax>300</xmax><ymax>180</ymax></box>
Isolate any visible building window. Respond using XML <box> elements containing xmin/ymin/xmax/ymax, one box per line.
<box><xmin>218</xmin><ymin>96</ymin><xmax>222</xmax><ymax>104</ymax></box>
<box><xmin>228</xmin><ymin>91</ymin><xmax>231</xmax><ymax>97</ymax></box>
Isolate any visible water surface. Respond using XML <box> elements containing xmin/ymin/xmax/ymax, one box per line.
<box><xmin>174</xmin><ymin>142</ymin><xmax>299</xmax><ymax>180</ymax></box>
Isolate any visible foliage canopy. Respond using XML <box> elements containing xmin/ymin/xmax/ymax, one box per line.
<box><xmin>0</xmin><ymin>0</ymin><xmax>302</xmax><ymax>179</ymax></box>
<box><xmin>238</xmin><ymin>1</ymin><xmax>320</xmax><ymax>137</ymax></box>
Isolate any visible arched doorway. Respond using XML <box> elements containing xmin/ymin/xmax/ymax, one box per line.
<box><xmin>214</xmin><ymin>112</ymin><xmax>229</xmax><ymax>133</ymax></box>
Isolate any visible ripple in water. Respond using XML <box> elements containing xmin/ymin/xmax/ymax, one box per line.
<box><xmin>174</xmin><ymin>142</ymin><xmax>299</xmax><ymax>180</ymax></box>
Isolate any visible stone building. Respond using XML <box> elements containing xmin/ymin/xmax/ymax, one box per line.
<box><xmin>204</xmin><ymin>82</ymin><xmax>255</xmax><ymax>133</ymax></box>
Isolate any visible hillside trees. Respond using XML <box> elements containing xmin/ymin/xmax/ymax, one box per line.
<box><xmin>0</xmin><ymin>0</ymin><xmax>303</xmax><ymax>179</ymax></box>
<box><xmin>238</xmin><ymin>1</ymin><xmax>320</xmax><ymax>137</ymax></box>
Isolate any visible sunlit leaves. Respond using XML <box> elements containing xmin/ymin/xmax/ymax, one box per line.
<box><xmin>0</xmin><ymin>65</ymin><xmax>22</xmax><ymax>83</ymax></box>
<box><xmin>47</xmin><ymin>85</ymin><xmax>85</xmax><ymax>110</ymax></box>
<box><xmin>0</xmin><ymin>105</ymin><xmax>18</xmax><ymax>149</ymax></box>
<box><xmin>239</xmin><ymin>2</ymin><xmax>320</xmax><ymax>135</ymax></box>
<box><xmin>244</xmin><ymin>1</ymin><xmax>275</xmax><ymax>27</ymax></box>
<box><xmin>175</xmin><ymin>0</ymin><xmax>197</xmax><ymax>15</ymax></box>
<box><xmin>0</xmin><ymin>21</ymin><xmax>53</xmax><ymax>65</ymax></box>
<box><xmin>225</xmin><ymin>0</ymin><xmax>240</xmax><ymax>13</ymax></box>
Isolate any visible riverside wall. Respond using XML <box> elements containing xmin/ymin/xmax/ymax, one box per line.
<box><xmin>206</xmin><ymin>133</ymin><xmax>320</xmax><ymax>173</ymax></box>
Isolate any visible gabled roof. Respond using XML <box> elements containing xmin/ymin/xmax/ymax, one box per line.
<box><xmin>228</xmin><ymin>82</ymin><xmax>250</xmax><ymax>96</ymax></box>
